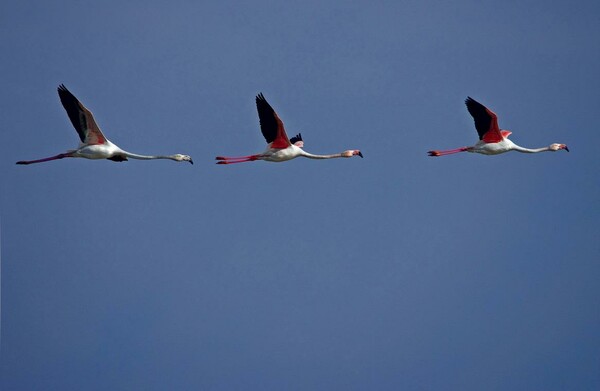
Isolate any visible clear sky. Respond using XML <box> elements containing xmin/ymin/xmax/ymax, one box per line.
<box><xmin>1</xmin><ymin>0</ymin><xmax>599</xmax><ymax>390</ymax></box>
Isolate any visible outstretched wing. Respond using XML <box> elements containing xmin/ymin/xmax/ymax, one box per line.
<box><xmin>57</xmin><ymin>84</ymin><xmax>107</xmax><ymax>145</ymax></box>
<box><xmin>465</xmin><ymin>97</ymin><xmax>503</xmax><ymax>143</ymax></box>
<box><xmin>289</xmin><ymin>133</ymin><xmax>303</xmax><ymax>145</ymax></box>
<box><xmin>256</xmin><ymin>93</ymin><xmax>290</xmax><ymax>149</ymax></box>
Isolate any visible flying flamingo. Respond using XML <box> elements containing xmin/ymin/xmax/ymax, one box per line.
<box><xmin>428</xmin><ymin>97</ymin><xmax>569</xmax><ymax>157</ymax></box>
<box><xmin>17</xmin><ymin>84</ymin><xmax>193</xmax><ymax>165</ymax></box>
<box><xmin>215</xmin><ymin>93</ymin><xmax>363</xmax><ymax>164</ymax></box>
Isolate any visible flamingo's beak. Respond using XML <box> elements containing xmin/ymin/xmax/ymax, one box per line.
<box><xmin>357</xmin><ymin>151</ymin><xmax>363</xmax><ymax>158</ymax></box>
<box><xmin>563</xmin><ymin>145</ymin><xmax>569</xmax><ymax>152</ymax></box>
<box><xmin>189</xmin><ymin>159</ymin><xmax>194</xmax><ymax>164</ymax></box>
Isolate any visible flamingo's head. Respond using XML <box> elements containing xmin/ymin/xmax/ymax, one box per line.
<box><xmin>174</xmin><ymin>154</ymin><xmax>194</xmax><ymax>164</ymax></box>
<box><xmin>342</xmin><ymin>150</ymin><xmax>363</xmax><ymax>158</ymax></box>
<box><xmin>550</xmin><ymin>143</ymin><xmax>569</xmax><ymax>152</ymax></box>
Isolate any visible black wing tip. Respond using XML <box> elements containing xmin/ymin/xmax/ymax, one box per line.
<box><xmin>289</xmin><ymin>133</ymin><xmax>303</xmax><ymax>144</ymax></box>
<box><xmin>256</xmin><ymin>92</ymin><xmax>274</xmax><ymax>112</ymax></box>
<box><xmin>465</xmin><ymin>96</ymin><xmax>487</xmax><ymax>114</ymax></box>
<box><xmin>57</xmin><ymin>84</ymin><xmax>74</xmax><ymax>100</ymax></box>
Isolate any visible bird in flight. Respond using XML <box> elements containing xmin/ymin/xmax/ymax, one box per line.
<box><xmin>215</xmin><ymin>93</ymin><xmax>363</xmax><ymax>164</ymax></box>
<box><xmin>428</xmin><ymin>97</ymin><xmax>568</xmax><ymax>157</ymax></box>
<box><xmin>17</xmin><ymin>84</ymin><xmax>193</xmax><ymax>165</ymax></box>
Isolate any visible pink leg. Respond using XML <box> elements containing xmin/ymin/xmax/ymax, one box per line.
<box><xmin>16</xmin><ymin>153</ymin><xmax>71</xmax><ymax>165</ymax></box>
<box><xmin>215</xmin><ymin>155</ymin><xmax>260</xmax><ymax>164</ymax></box>
<box><xmin>427</xmin><ymin>147</ymin><xmax>469</xmax><ymax>157</ymax></box>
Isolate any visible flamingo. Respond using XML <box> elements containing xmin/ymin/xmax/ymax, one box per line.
<box><xmin>16</xmin><ymin>84</ymin><xmax>193</xmax><ymax>165</ymax></box>
<box><xmin>215</xmin><ymin>93</ymin><xmax>363</xmax><ymax>164</ymax></box>
<box><xmin>428</xmin><ymin>97</ymin><xmax>568</xmax><ymax>157</ymax></box>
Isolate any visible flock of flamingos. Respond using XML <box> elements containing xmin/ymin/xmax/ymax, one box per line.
<box><xmin>16</xmin><ymin>84</ymin><xmax>569</xmax><ymax>166</ymax></box>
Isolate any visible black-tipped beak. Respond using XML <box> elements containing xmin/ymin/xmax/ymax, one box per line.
<box><xmin>358</xmin><ymin>151</ymin><xmax>363</xmax><ymax>158</ymax></box>
<box><xmin>564</xmin><ymin>146</ymin><xmax>569</xmax><ymax>152</ymax></box>
<box><xmin>189</xmin><ymin>159</ymin><xmax>194</xmax><ymax>164</ymax></box>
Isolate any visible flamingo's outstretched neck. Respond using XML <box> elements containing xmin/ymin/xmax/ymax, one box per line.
<box><xmin>428</xmin><ymin>147</ymin><xmax>469</xmax><ymax>157</ymax></box>
<box><xmin>511</xmin><ymin>143</ymin><xmax>569</xmax><ymax>153</ymax></box>
<box><xmin>16</xmin><ymin>152</ymin><xmax>71</xmax><ymax>165</ymax></box>
<box><xmin>300</xmin><ymin>150</ymin><xmax>363</xmax><ymax>159</ymax></box>
<box><xmin>122</xmin><ymin>151</ymin><xmax>193</xmax><ymax>164</ymax></box>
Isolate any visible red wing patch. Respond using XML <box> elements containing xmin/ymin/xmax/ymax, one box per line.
<box><xmin>269</xmin><ymin>114</ymin><xmax>291</xmax><ymax>149</ymax></box>
<box><xmin>482</xmin><ymin>131</ymin><xmax>503</xmax><ymax>143</ymax></box>
<box><xmin>481</xmin><ymin>107</ymin><xmax>503</xmax><ymax>143</ymax></box>
<box><xmin>82</xmin><ymin>109</ymin><xmax>108</xmax><ymax>145</ymax></box>
<box><xmin>85</xmin><ymin>128</ymin><xmax>107</xmax><ymax>145</ymax></box>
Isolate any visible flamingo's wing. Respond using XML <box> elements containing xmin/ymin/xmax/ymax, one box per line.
<box><xmin>465</xmin><ymin>97</ymin><xmax>503</xmax><ymax>143</ymax></box>
<box><xmin>289</xmin><ymin>133</ymin><xmax>303</xmax><ymax>144</ymax></box>
<box><xmin>256</xmin><ymin>93</ymin><xmax>290</xmax><ymax>149</ymax></box>
<box><xmin>57</xmin><ymin>84</ymin><xmax>107</xmax><ymax>145</ymax></box>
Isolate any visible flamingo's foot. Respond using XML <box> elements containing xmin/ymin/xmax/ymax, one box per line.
<box><xmin>427</xmin><ymin>150</ymin><xmax>441</xmax><ymax>157</ymax></box>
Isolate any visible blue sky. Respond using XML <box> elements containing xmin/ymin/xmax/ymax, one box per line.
<box><xmin>1</xmin><ymin>0</ymin><xmax>599</xmax><ymax>390</ymax></box>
